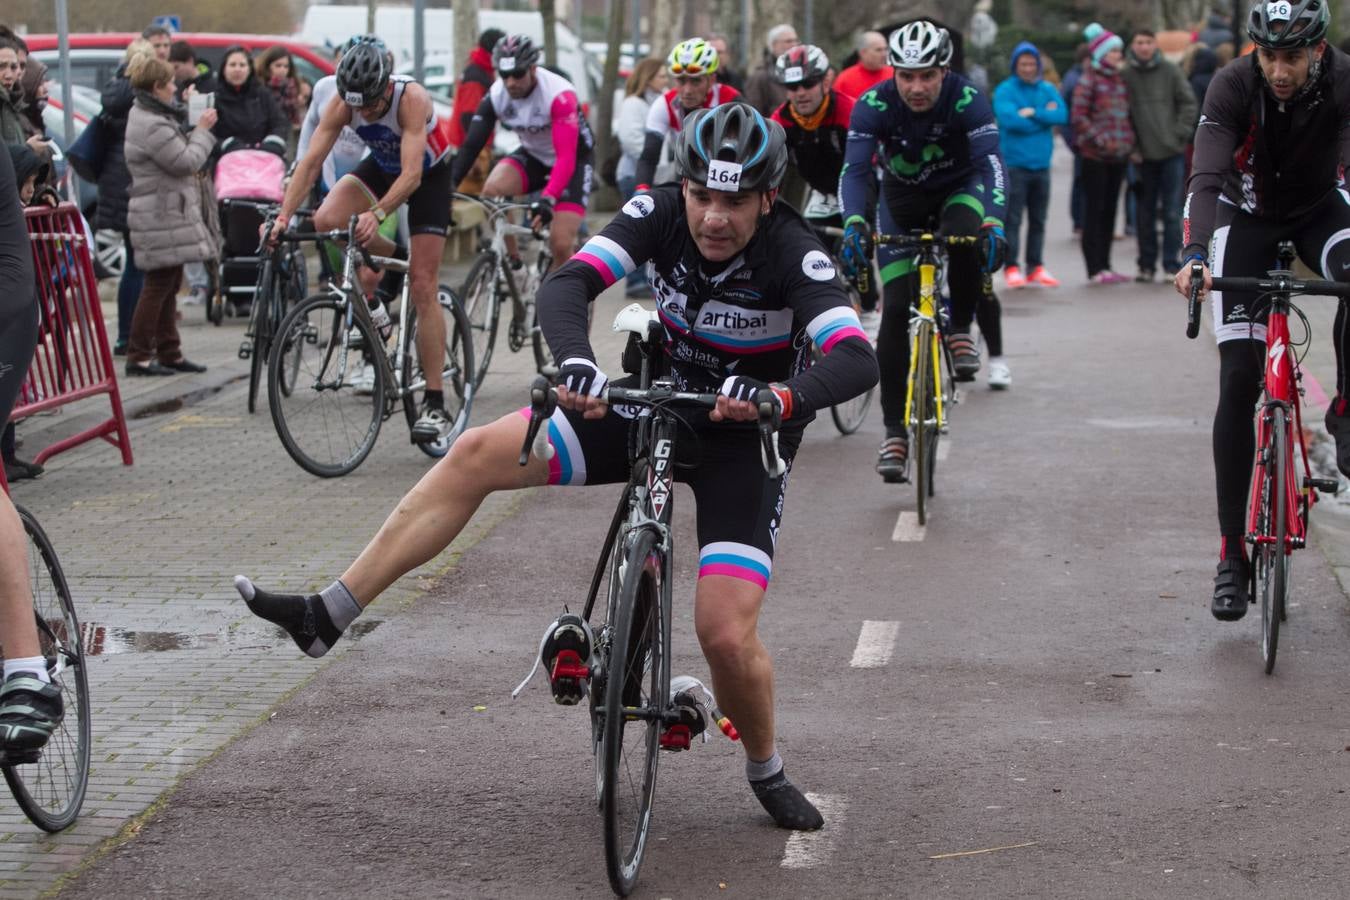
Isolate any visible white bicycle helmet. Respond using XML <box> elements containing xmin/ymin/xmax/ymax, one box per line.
<box><xmin>888</xmin><ymin>21</ymin><xmax>954</xmax><ymax>70</ymax></box>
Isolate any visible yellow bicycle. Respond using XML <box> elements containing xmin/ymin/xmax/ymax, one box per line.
<box><xmin>874</xmin><ymin>231</ymin><xmax>977</xmax><ymax>524</ymax></box>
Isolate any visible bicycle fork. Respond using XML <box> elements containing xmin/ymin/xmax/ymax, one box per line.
<box><xmin>902</xmin><ymin>262</ymin><xmax>947</xmax><ymax>433</ymax></box>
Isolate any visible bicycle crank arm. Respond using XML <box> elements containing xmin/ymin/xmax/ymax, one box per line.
<box><xmin>1304</xmin><ymin>476</ymin><xmax>1341</xmax><ymax>494</ymax></box>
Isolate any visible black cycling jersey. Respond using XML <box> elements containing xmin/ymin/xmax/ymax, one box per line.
<box><xmin>1184</xmin><ymin>47</ymin><xmax>1350</xmax><ymax>259</ymax></box>
<box><xmin>0</xmin><ymin>146</ymin><xmax>37</xmax><ymax>425</ymax></box>
<box><xmin>538</xmin><ymin>184</ymin><xmax>878</xmax><ymax>428</ymax></box>
<box><xmin>770</xmin><ymin>90</ymin><xmax>854</xmax><ymax>199</ymax></box>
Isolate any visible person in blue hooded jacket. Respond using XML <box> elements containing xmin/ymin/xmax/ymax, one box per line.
<box><xmin>993</xmin><ymin>41</ymin><xmax>1067</xmax><ymax>290</ymax></box>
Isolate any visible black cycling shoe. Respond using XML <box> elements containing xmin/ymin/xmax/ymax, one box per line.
<box><xmin>0</xmin><ymin>673</ymin><xmax>63</xmax><ymax>753</ymax></box>
<box><xmin>750</xmin><ymin>769</ymin><xmax>824</xmax><ymax>830</ymax></box>
<box><xmin>1324</xmin><ymin>404</ymin><xmax>1350</xmax><ymax>478</ymax></box>
<box><xmin>1212</xmin><ymin>557</ymin><xmax>1251</xmax><ymax>622</ymax></box>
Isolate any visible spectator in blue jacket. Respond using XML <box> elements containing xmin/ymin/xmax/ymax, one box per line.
<box><xmin>993</xmin><ymin>41</ymin><xmax>1067</xmax><ymax>289</ymax></box>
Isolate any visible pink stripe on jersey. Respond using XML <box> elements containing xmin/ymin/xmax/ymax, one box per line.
<box><xmin>821</xmin><ymin>327</ymin><xmax>869</xmax><ymax>354</ymax></box>
<box><xmin>574</xmin><ymin>252</ymin><xmax>620</xmax><ymax>286</ymax></box>
<box><xmin>698</xmin><ymin>562</ymin><xmax>770</xmax><ymax>590</ymax></box>
<box><xmin>543</xmin><ymin>91</ymin><xmax>581</xmax><ymax>201</ymax></box>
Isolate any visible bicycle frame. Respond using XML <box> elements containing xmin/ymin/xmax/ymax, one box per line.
<box><xmin>454</xmin><ymin>192</ymin><xmax>552</xmax><ymax>332</ymax></box>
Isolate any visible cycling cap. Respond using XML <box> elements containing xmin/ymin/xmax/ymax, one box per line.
<box><xmin>888</xmin><ymin>21</ymin><xmax>954</xmax><ymax>69</ymax></box>
<box><xmin>493</xmin><ymin>34</ymin><xmax>540</xmax><ymax>75</ymax></box>
<box><xmin>336</xmin><ymin>41</ymin><xmax>390</xmax><ymax>107</ymax></box>
<box><xmin>1248</xmin><ymin>0</ymin><xmax>1329</xmax><ymax>49</ymax></box>
<box><xmin>668</xmin><ymin>38</ymin><xmax>719</xmax><ymax>76</ymax></box>
<box><xmin>676</xmin><ymin>102</ymin><xmax>787</xmax><ymax>193</ymax></box>
<box><xmin>774</xmin><ymin>45</ymin><xmax>829</xmax><ymax>85</ymax></box>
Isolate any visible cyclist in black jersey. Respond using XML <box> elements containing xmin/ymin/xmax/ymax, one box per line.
<box><xmin>1175</xmin><ymin>0</ymin><xmax>1350</xmax><ymax>621</ymax></box>
<box><xmin>236</xmin><ymin>102</ymin><xmax>877</xmax><ymax>831</ymax></box>
<box><xmin>0</xmin><ymin>145</ymin><xmax>64</xmax><ymax>753</ymax></box>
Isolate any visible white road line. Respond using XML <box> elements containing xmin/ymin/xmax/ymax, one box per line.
<box><xmin>891</xmin><ymin>511</ymin><xmax>926</xmax><ymax>542</ymax></box>
<box><xmin>850</xmin><ymin>620</ymin><xmax>900</xmax><ymax>668</ymax></box>
<box><xmin>781</xmin><ymin>794</ymin><xmax>847</xmax><ymax>869</ymax></box>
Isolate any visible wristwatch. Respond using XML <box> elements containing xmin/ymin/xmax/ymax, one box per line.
<box><xmin>371</xmin><ymin>206</ymin><xmax>388</xmax><ymax>224</ymax></box>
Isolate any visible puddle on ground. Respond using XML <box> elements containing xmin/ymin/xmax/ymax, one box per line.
<box><xmin>130</xmin><ymin>375</ymin><xmax>247</xmax><ymax>420</ymax></box>
<box><xmin>75</xmin><ymin>618</ymin><xmax>383</xmax><ymax>656</ymax></box>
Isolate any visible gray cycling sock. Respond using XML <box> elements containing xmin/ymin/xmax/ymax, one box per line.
<box><xmin>745</xmin><ymin>750</ymin><xmax>783</xmax><ymax>782</ymax></box>
<box><xmin>320</xmin><ymin>580</ymin><xmax>362</xmax><ymax>632</ymax></box>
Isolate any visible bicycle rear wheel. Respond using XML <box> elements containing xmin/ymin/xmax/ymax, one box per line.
<box><xmin>268</xmin><ymin>294</ymin><xmax>385</xmax><ymax>478</ymax></box>
<box><xmin>829</xmin><ymin>281</ymin><xmax>874</xmax><ymax>434</ymax></box>
<box><xmin>1256</xmin><ymin>406</ymin><xmax>1289</xmax><ymax>674</ymax></box>
<box><xmin>602</xmin><ymin>527</ymin><xmax>663</xmax><ymax>897</ymax></box>
<box><xmin>458</xmin><ymin>253</ymin><xmax>500</xmax><ymax>390</ymax></box>
<box><xmin>3</xmin><ymin>507</ymin><xmax>91</xmax><ymax>832</ymax></box>
<box><xmin>912</xmin><ymin>321</ymin><xmax>934</xmax><ymax>525</ymax></box>
<box><xmin>399</xmin><ymin>285</ymin><xmax>476</xmax><ymax>459</ymax></box>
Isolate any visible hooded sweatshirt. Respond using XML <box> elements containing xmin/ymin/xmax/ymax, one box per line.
<box><xmin>1121</xmin><ymin>45</ymin><xmax>1197</xmax><ymax>160</ymax></box>
<box><xmin>992</xmin><ymin>42</ymin><xmax>1068</xmax><ymax>171</ymax></box>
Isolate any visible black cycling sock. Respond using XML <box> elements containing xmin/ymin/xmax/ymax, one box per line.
<box><xmin>233</xmin><ymin>576</ymin><xmax>358</xmax><ymax>658</ymax></box>
<box><xmin>423</xmin><ymin>389</ymin><xmax>444</xmax><ymax>411</ymax></box>
<box><xmin>750</xmin><ymin>767</ymin><xmax>824</xmax><ymax>831</ymax></box>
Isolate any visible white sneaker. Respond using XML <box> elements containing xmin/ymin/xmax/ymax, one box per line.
<box><xmin>351</xmin><ymin>363</ymin><xmax>376</xmax><ymax>396</ymax></box>
<box><xmin>411</xmin><ymin>406</ymin><xmax>454</xmax><ymax>444</ymax></box>
<box><xmin>859</xmin><ymin>309</ymin><xmax>881</xmax><ymax>344</ymax></box>
<box><xmin>988</xmin><ymin>357</ymin><xmax>1011</xmax><ymax>390</ymax></box>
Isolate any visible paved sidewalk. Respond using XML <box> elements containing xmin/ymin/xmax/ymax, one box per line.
<box><xmin>2</xmin><ymin>247</ymin><xmax>634</xmax><ymax>897</ymax></box>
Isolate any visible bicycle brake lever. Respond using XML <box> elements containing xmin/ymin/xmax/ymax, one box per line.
<box><xmin>755</xmin><ymin>390</ymin><xmax>786</xmax><ymax>478</ymax></box>
<box><xmin>1186</xmin><ymin>263</ymin><xmax>1203</xmax><ymax>340</ymax></box>
<box><xmin>518</xmin><ymin>375</ymin><xmax>558</xmax><ymax>466</ymax></box>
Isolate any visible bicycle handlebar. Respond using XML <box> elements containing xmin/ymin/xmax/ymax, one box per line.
<box><xmin>516</xmin><ymin>376</ymin><xmax>785</xmax><ymax>477</ymax></box>
<box><xmin>873</xmin><ymin>232</ymin><xmax>979</xmax><ymax>248</ymax></box>
<box><xmin>1185</xmin><ymin>263</ymin><xmax>1350</xmax><ymax>340</ymax></box>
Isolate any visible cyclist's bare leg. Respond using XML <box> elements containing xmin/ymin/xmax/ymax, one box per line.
<box><xmin>481</xmin><ymin>160</ymin><xmax>527</xmax><ymax>259</ymax></box>
<box><xmin>694</xmin><ymin>576</ymin><xmax>773</xmax><ymax>761</ymax></box>
<box><xmin>549</xmin><ymin>209</ymin><xmax>582</xmax><ymax>270</ymax></box>
<box><xmin>408</xmin><ymin>232</ymin><xmax>447</xmax><ymax>393</ymax></box>
<box><xmin>0</xmin><ymin>496</ymin><xmax>39</xmax><ymax>660</ymax></box>
<box><xmin>341</xmin><ymin>412</ymin><xmax>545</xmax><ymax>602</ymax></box>
<box><xmin>316</xmin><ymin>175</ymin><xmax>396</xmax><ymax>258</ymax></box>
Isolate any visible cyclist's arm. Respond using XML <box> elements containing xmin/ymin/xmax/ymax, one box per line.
<box><xmin>449</xmin><ymin>95</ymin><xmax>497</xmax><ymax>189</ymax></box>
<box><xmin>634</xmin><ymin>99</ymin><xmax>670</xmax><ymax>187</ymax></box>
<box><xmin>960</xmin><ymin>89</ymin><xmax>1009</xmax><ymax>228</ymax></box>
<box><xmin>541</xmin><ymin>90</ymin><xmax>582</xmax><ymax>202</ymax></box>
<box><xmin>1182</xmin><ymin>68</ymin><xmax>1243</xmax><ymax>261</ymax></box>
<box><xmin>280</xmin><ymin>95</ymin><xmax>349</xmax><ymax>221</ymax></box>
<box><xmin>373</xmin><ymin>83</ymin><xmax>433</xmax><ymax>215</ymax></box>
<box><xmin>839</xmin><ymin>91</ymin><xmax>883</xmax><ymax>227</ymax></box>
<box><xmin>297</xmin><ymin>86</ymin><xmax>336</xmax><ymax>190</ymax></box>
<box><xmin>778</xmin><ymin>245</ymin><xmax>878</xmax><ymax>412</ymax></box>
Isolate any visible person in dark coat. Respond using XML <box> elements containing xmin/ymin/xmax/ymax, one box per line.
<box><xmin>211</xmin><ymin>46</ymin><xmax>288</xmax><ymax>157</ymax></box>
<box><xmin>1188</xmin><ymin>44</ymin><xmax>1218</xmax><ymax>106</ymax></box>
<box><xmin>169</xmin><ymin>40</ymin><xmax>217</xmax><ymax>100</ymax></box>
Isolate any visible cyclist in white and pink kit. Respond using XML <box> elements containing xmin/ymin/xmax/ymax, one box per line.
<box><xmin>449</xmin><ymin>34</ymin><xmax>594</xmax><ymax>268</ymax></box>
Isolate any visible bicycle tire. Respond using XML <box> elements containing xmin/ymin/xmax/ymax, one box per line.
<box><xmin>1258</xmin><ymin>406</ymin><xmax>1289</xmax><ymax>674</ymax></box>
<box><xmin>277</xmin><ymin>248</ymin><xmax>307</xmax><ymax>398</ymax></box>
<box><xmin>400</xmin><ymin>285</ymin><xmax>476</xmax><ymax>459</ymax></box>
<box><xmin>268</xmin><ymin>294</ymin><xmax>385</xmax><ymax>478</ymax></box>
<box><xmin>602</xmin><ymin>527</ymin><xmax>663</xmax><ymax>897</ymax></box>
<box><xmin>459</xmin><ymin>253</ymin><xmax>500</xmax><ymax>390</ymax></box>
<box><xmin>206</xmin><ymin>258</ymin><xmax>225</xmax><ymax>326</ymax></box>
<box><xmin>913</xmin><ymin>321</ymin><xmax>933</xmax><ymax>525</ymax></box>
<box><xmin>246</xmin><ymin>255</ymin><xmax>275</xmax><ymax>415</ymax></box>
<box><xmin>3</xmin><ymin>507</ymin><xmax>91</xmax><ymax>832</ymax></box>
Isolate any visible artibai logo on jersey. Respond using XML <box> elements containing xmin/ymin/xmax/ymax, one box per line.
<box><xmin>801</xmin><ymin>250</ymin><xmax>836</xmax><ymax>281</ymax></box>
<box><xmin>699</xmin><ymin>308</ymin><xmax>770</xmax><ymax>330</ymax></box>
<box><xmin>623</xmin><ymin>195</ymin><xmax>656</xmax><ymax>218</ymax></box>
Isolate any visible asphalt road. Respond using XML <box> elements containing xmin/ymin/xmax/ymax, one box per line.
<box><xmin>46</xmin><ymin>168</ymin><xmax>1350</xmax><ymax>898</ymax></box>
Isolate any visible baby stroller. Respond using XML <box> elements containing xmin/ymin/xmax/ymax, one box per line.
<box><xmin>209</xmin><ymin>147</ymin><xmax>297</xmax><ymax>325</ymax></box>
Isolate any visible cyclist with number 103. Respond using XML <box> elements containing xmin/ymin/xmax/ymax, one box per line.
<box><xmin>1174</xmin><ymin>0</ymin><xmax>1350</xmax><ymax>621</ymax></box>
<box><xmin>235</xmin><ymin>102</ymin><xmax>877</xmax><ymax>831</ymax></box>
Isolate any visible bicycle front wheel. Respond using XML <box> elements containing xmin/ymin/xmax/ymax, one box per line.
<box><xmin>459</xmin><ymin>253</ymin><xmax>500</xmax><ymax>390</ymax></box>
<box><xmin>1256</xmin><ymin>406</ymin><xmax>1289</xmax><ymax>674</ymax></box>
<box><xmin>912</xmin><ymin>321</ymin><xmax>934</xmax><ymax>525</ymax></box>
<box><xmin>268</xmin><ymin>294</ymin><xmax>385</xmax><ymax>478</ymax></box>
<box><xmin>602</xmin><ymin>527</ymin><xmax>663</xmax><ymax>897</ymax></box>
<box><xmin>3</xmin><ymin>507</ymin><xmax>91</xmax><ymax>832</ymax></box>
<box><xmin>246</xmin><ymin>255</ymin><xmax>275</xmax><ymax>415</ymax></box>
<box><xmin>400</xmin><ymin>285</ymin><xmax>476</xmax><ymax>459</ymax></box>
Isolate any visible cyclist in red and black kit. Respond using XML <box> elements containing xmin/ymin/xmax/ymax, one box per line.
<box><xmin>1174</xmin><ymin>0</ymin><xmax>1350</xmax><ymax>621</ymax></box>
<box><xmin>769</xmin><ymin>44</ymin><xmax>879</xmax><ymax>333</ymax></box>
<box><xmin>633</xmin><ymin>39</ymin><xmax>741</xmax><ymax>188</ymax></box>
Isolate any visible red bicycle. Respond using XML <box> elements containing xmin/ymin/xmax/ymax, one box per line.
<box><xmin>1187</xmin><ymin>241</ymin><xmax>1350</xmax><ymax>673</ymax></box>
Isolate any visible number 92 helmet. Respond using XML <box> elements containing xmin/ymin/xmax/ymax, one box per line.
<box><xmin>336</xmin><ymin>41</ymin><xmax>391</xmax><ymax>107</ymax></box>
<box><xmin>1247</xmin><ymin>0</ymin><xmax>1329</xmax><ymax>49</ymax></box>
<box><xmin>888</xmin><ymin>20</ymin><xmax>954</xmax><ymax>69</ymax></box>
<box><xmin>774</xmin><ymin>45</ymin><xmax>830</xmax><ymax>85</ymax></box>
<box><xmin>675</xmin><ymin>102</ymin><xmax>787</xmax><ymax>193</ymax></box>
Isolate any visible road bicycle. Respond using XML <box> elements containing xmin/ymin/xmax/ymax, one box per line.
<box><xmin>873</xmin><ymin>230</ymin><xmax>974</xmax><ymax>525</ymax></box>
<box><xmin>515</xmin><ymin>304</ymin><xmax>780</xmax><ymax>895</ymax></box>
<box><xmin>236</xmin><ymin>203</ymin><xmax>313</xmax><ymax>414</ymax></box>
<box><xmin>0</xmin><ymin>503</ymin><xmax>91</xmax><ymax>832</ymax></box>
<box><xmin>453</xmin><ymin>192</ymin><xmax>555</xmax><ymax>389</ymax></box>
<box><xmin>1186</xmin><ymin>244</ymin><xmax>1349</xmax><ymax>673</ymax></box>
<box><xmin>267</xmin><ymin>216</ymin><xmax>475</xmax><ymax>478</ymax></box>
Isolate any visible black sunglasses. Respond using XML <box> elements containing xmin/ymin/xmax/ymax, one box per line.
<box><xmin>786</xmin><ymin>77</ymin><xmax>823</xmax><ymax>91</ymax></box>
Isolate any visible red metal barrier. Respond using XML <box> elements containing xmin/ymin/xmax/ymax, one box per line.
<box><xmin>1</xmin><ymin>203</ymin><xmax>132</xmax><ymax>492</ymax></box>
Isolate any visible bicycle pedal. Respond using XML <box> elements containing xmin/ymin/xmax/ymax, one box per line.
<box><xmin>659</xmin><ymin>724</ymin><xmax>692</xmax><ymax>751</ymax></box>
<box><xmin>238</xmin><ymin>342</ymin><xmax>253</xmax><ymax>360</ymax></box>
<box><xmin>548</xmin><ymin>649</ymin><xmax>590</xmax><ymax>706</ymax></box>
<box><xmin>1304</xmin><ymin>476</ymin><xmax>1341</xmax><ymax>494</ymax></box>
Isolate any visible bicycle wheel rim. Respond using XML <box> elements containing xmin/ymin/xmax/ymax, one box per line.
<box><xmin>831</xmin><ymin>386</ymin><xmax>873</xmax><ymax>435</ymax></box>
<box><xmin>403</xmin><ymin>287</ymin><xmax>475</xmax><ymax>459</ymax></box>
<box><xmin>913</xmin><ymin>323</ymin><xmax>932</xmax><ymax>525</ymax></box>
<box><xmin>247</xmin><ymin>258</ymin><xmax>275</xmax><ymax>415</ymax></box>
<box><xmin>459</xmin><ymin>255</ymin><xmax>499</xmax><ymax>389</ymax></box>
<box><xmin>602</xmin><ymin>530</ymin><xmax>662</xmax><ymax>896</ymax></box>
<box><xmin>1261</xmin><ymin>408</ymin><xmax>1287</xmax><ymax>674</ymax></box>
<box><xmin>268</xmin><ymin>295</ymin><xmax>384</xmax><ymax>478</ymax></box>
<box><xmin>3</xmin><ymin>508</ymin><xmax>91</xmax><ymax>832</ymax></box>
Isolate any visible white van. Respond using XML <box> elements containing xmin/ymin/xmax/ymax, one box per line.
<box><xmin>295</xmin><ymin>7</ymin><xmax>601</xmax><ymax>108</ymax></box>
